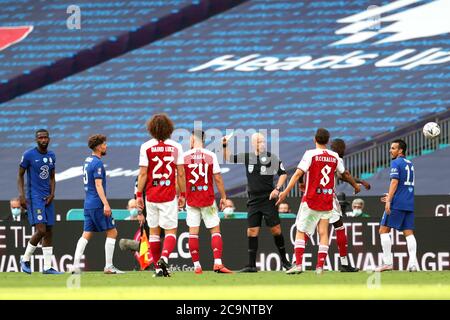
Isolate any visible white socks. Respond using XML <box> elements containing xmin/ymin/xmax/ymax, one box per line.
<box><xmin>74</xmin><ymin>237</ymin><xmax>88</xmax><ymax>269</ymax></box>
<box><xmin>105</xmin><ymin>237</ymin><xmax>116</xmax><ymax>268</ymax></box>
<box><xmin>74</xmin><ymin>237</ymin><xmax>117</xmax><ymax>270</ymax></box>
<box><xmin>23</xmin><ymin>242</ymin><xmax>37</xmax><ymax>262</ymax></box>
<box><xmin>340</xmin><ymin>256</ymin><xmax>349</xmax><ymax>266</ymax></box>
<box><xmin>406</xmin><ymin>234</ymin><xmax>418</xmax><ymax>269</ymax></box>
<box><xmin>380</xmin><ymin>233</ymin><xmax>393</xmax><ymax>265</ymax></box>
<box><xmin>42</xmin><ymin>247</ymin><xmax>53</xmax><ymax>270</ymax></box>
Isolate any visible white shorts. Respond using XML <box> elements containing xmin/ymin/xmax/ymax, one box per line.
<box><xmin>146</xmin><ymin>198</ymin><xmax>178</xmax><ymax>230</ymax></box>
<box><xmin>329</xmin><ymin>195</ymin><xmax>342</xmax><ymax>225</ymax></box>
<box><xmin>186</xmin><ymin>202</ymin><xmax>220</xmax><ymax>229</ymax></box>
<box><xmin>296</xmin><ymin>201</ymin><xmax>333</xmax><ymax>236</ymax></box>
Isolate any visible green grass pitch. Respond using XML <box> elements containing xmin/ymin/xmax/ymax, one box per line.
<box><xmin>0</xmin><ymin>271</ymin><xmax>449</xmax><ymax>300</ymax></box>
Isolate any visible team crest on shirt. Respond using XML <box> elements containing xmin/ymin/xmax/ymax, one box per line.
<box><xmin>248</xmin><ymin>165</ymin><xmax>254</xmax><ymax>173</ymax></box>
<box><xmin>43</xmin><ymin>158</ymin><xmax>48</xmax><ymax>163</ymax></box>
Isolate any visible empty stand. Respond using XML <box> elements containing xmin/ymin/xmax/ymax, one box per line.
<box><xmin>0</xmin><ymin>0</ymin><xmax>449</xmax><ymax>199</ymax></box>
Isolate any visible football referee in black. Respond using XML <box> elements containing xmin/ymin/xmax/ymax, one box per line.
<box><xmin>223</xmin><ymin>132</ymin><xmax>292</xmax><ymax>272</ymax></box>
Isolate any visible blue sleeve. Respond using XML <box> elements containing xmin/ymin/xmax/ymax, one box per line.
<box><xmin>93</xmin><ymin>161</ymin><xmax>104</xmax><ymax>180</ymax></box>
<box><xmin>390</xmin><ymin>160</ymin><xmax>400</xmax><ymax>180</ymax></box>
<box><xmin>20</xmin><ymin>151</ymin><xmax>30</xmax><ymax>169</ymax></box>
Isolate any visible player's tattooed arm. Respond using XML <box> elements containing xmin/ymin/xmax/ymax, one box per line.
<box><xmin>214</xmin><ymin>173</ymin><xmax>227</xmax><ymax>210</ymax></box>
<box><xmin>355</xmin><ymin>177</ymin><xmax>371</xmax><ymax>190</ymax></box>
<box><xmin>177</xmin><ymin>165</ymin><xmax>186</xmax><ymax>208</ymax></box>
<box><xmin>136</xmin><ymin>166</ymin><xmax>147</xmax><ymax>211</ymax></box>
<box><xmin>17</xmin><ymin>167</ymin><xmax>27</xmax><ymax>209</ymax></box>
<box><xmin>340</xmin><ymin>170</ymin><xmax>361</xmax><ymax>194</ymax></box>
<box><xmin>276</xmin><ymin>169</ymin><xmax>304</xmax><ymax>206</ymax></box>
<box><xmin>46</xmin><ymin>169</ymin><xmax>56</xmax><ymax>205</ymax></box>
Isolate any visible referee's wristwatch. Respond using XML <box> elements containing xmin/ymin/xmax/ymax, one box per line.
<box><xmin>275</xmin><ymin>186</ymin><xmax>282</xmax><ymax>192</ymax></box>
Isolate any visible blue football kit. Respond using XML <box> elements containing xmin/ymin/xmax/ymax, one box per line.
<box><xmin>381</xmin><ymin>156</ymin><xmax>415</xmax><ymax>231</ymax></box>
<box><xmin>83</xmin><ymin>155</ymin><xmax>115</xmax><ymax>232</ymax></box>
<box><xmin>20</xmin><ymin>148</ymin><xmax>56</xmax><ymax>226</ymax></box>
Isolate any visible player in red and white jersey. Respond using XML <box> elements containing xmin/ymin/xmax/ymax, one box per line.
<box><xmin>277</xmin><ymin>128</ymin><xmax>360</xmax><ymax>275</ymax></box>
<box><xmin>136</xmin><ymin>114</ymin><xmax>186</xmax><ymax>277</ymax></box>
<box><xmin>299</xmin><ymin>138</ymin><xmax>366</xmax><ymax>272</ymax></box>
<box><xmin>183</xmin><ymin>130</ymin><xmax>232</xmax><ymax>274</ymax></box>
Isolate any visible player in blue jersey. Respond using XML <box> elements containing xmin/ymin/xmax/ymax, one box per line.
<box><xmin>376</xmin><ymin>139</ymin><xmax>418</xmax><ymax>272</ymax></box>
<box><xmin>18</xmin><ymin>129</ymin><xmax>63</xmax><ymax>274</ymax></box>
<box><xmin>72</xmin><ymin>134</ymin><xmax>123</xmax><ymax>274</ymax></box>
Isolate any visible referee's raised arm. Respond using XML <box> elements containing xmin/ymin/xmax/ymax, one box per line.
<box><xmin>222</xmin><ymin>135</ymin><xmax>243</xmax><ymax>164</ymax></box>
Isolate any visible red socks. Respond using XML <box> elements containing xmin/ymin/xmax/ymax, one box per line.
<box><xmin>188</xmin><ymin>233</ymin><xmax>224</xmax><ymax>267</ymax></box>
<box><xmin>189</xmin><ymin>234</ymin><xmax>200</xmax><ymax>263</ymax></box>
<box><xmin>211</xmin><ymin>233</ymin><xmax>223</xmax><ymax>260</ymax></box>
<box><xmin>335</xmin><ymin>226</ymin><xmax>348</xmax><ymax>257</ymax></box>
<box><xmin>149</xmin><ymin>235</ymin><xmax>161</xmax><ymax>265</ymax></box>
<box><xmin>294</xmin><ymin>239</ymin><xmax>305</xmax><ymax>267</ymax></box>
<box><xmin>316</xmin><ymin>245</ymin><xmax>329</xmax><ymax>269</ymax></box>
<box><xmin>161</xmin><ymin>234</ymin><xmax>176</xmax><ymax>260</ymax></box>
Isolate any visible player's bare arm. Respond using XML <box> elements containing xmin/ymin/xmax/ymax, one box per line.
<box><xmin>270</xmin><ymin>173</ymin><xmax>287</xmax><ymax>200</ymax></box>
<box><xmin>276</xmin><ymin>169</ymin><xmax>304</xmax><ymax>206</ymax></box>
<box><xmin>177</xmin><ymin>164</ymin><xmax>186</xmax><ymax>208</ymax></box>
<box><xmin>340</xmin><ymin>170</ymin><xmax>361</xmax><ymax>194</ymax></box>
<box><xmin>135</xmin><ymin>166</ymin><xmax>147</xmax><ymax>225</ymax></box>
<box><xmin>95</xmin><ymin>178</ymin><xmax>111</xmax><ymax>216</ymax></box>
<box><xmin>17</xmin><ymin>166</ymin><xmax>27</xmax><ymax>209</ymax></box>
<box><xmin>136</xmin><ymin>166</ymin><xmax>147</xmax><ymax>211</ymax></box>
<box><xmin>355</xmin><ymin>177</ymin><xmax>371</xmax><ymax>190</ymax></box>
<box><xmin>45</xmin><ymin>169</ymin><xmax>55</xmax><ymax>205</ymax></box>
<box><xmin>384</xmin><ymin>178</ymin><xmax>399</xmax><ymax>215</ymax></box>
<box><xmin>213</xmin><ymin>173</ymin><xmax>227</xmax><ymax>210</ymax></box>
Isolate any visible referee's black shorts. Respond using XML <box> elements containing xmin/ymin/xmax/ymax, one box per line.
<box><xmin>246</xmin><ymin>193</ymin><xmax>280</xmax><ymax>228</ymax></box>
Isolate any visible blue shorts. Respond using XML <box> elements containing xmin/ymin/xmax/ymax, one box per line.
<box><xmin>84</xmin><ymin>208</ymin><xmax>116</xmax><ymax>232</ymax></box>
<box><xmin>380</xmin><ymin>209</ymin><xmax>414</xmax><ymax>231</ymax></box>
<box><xmin>27</xmin><ymin>197</ymin><xmax>55</xmax><ymax>226</ymax></box>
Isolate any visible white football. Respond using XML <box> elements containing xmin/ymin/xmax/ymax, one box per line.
<box><xmin>423</xmin><ymin>122</ymin><xmax>441</xmax><ymax>139</ymax></box>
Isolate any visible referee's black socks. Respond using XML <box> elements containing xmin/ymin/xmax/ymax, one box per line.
<box><xmin>274</xmin><ymin>234</ymin><xmax>289</xmax><ymax>263</ymax></box>
<box><xmin>248</xmin><ymin>236</ymin><xmax>258</xmax><ymax>267</ymax></box>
